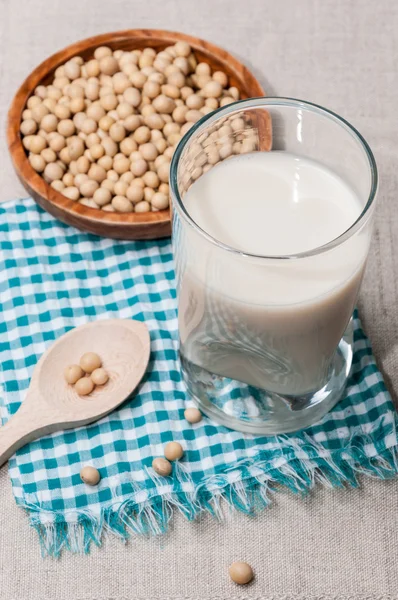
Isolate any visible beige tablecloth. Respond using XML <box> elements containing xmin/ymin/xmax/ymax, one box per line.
<box><xmin>0</xmin><ymin>0</ymin><xmax>397</xmax><ymax>598</ymax></box>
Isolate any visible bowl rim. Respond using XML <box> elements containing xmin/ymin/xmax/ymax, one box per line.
<box><xmin>7</xmin><ymin>29</ymin><xmax>264</xmax><ymax>236</ymax></box>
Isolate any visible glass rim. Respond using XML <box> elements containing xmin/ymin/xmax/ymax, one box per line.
<box><xmin>170</xmin><ymin>97</ymin><xmax>378</xmax><ymax>260</ymax></box>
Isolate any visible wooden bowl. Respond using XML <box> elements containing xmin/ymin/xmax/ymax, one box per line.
<box><xmin>7</xmin><ymin>30</ymin><xmax>265</xmax><ymax>240</ymax></box>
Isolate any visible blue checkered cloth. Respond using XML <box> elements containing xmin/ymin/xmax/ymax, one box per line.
<box><xmin>0</xmin><ymin>198</ymin><xmax>397</xmax><ymax>557</ymax></box>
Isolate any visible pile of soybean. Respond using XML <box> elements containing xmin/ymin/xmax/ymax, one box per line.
<box><xmin>20</xmin><ymin>41</ymin><xmax>240</xmax><ymax>214</ymax></box>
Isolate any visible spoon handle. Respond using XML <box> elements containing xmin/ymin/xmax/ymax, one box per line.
<box><xmin>0</xmin><ymin>401</ymin><xmax>53</xmax><ymax>468</ymax></box>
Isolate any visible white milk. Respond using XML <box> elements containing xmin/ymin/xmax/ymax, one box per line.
<box><xmin>177</xmin><ymin>152</ymin><xmax>369</xmax><ymax>395</ymax></box>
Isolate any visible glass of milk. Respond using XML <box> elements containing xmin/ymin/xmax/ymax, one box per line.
<box><xmin>170</xmin><ymin>98</ymin><xmax>378</xmax><ymax>434</ymax></box>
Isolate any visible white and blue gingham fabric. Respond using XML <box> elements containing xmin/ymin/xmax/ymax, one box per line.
<box><xmin>0</xmin><ymin>198</ymin><xmax>397</xmax><ymax>557</ymax></box>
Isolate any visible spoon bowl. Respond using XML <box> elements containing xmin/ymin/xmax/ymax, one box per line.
<box><xmin>0</xmin><ymin>319</ymin><xmax>150</xmax><ymax>467</ymax></box>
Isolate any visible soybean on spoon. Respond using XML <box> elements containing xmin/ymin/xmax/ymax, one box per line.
<box><xmin>0</xmin><ymin>319</ymin><xmax>150</xmax><ymax>467</ymax></box>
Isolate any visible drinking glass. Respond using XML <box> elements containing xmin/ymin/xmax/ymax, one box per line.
<box><xmin>170</xmin><ymin>98</ymin><xmax>378</xmax><ymax>434</ymax></box>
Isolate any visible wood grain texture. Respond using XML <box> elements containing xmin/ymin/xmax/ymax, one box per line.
<box><xmin>7</xmin><ymin>29</ymin><xmax>265</xmax><ymax>240</ymax></box>
<box><xmin>0</xmin><ymin>319</ymin><xmax>150</xmax><ymax>466</ymax></box>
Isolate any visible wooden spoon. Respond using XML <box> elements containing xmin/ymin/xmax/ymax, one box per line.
<box><xmin>0</xmin><ymin>319</ymin><xmax>150</xmax><ymax>467</ymax></box>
